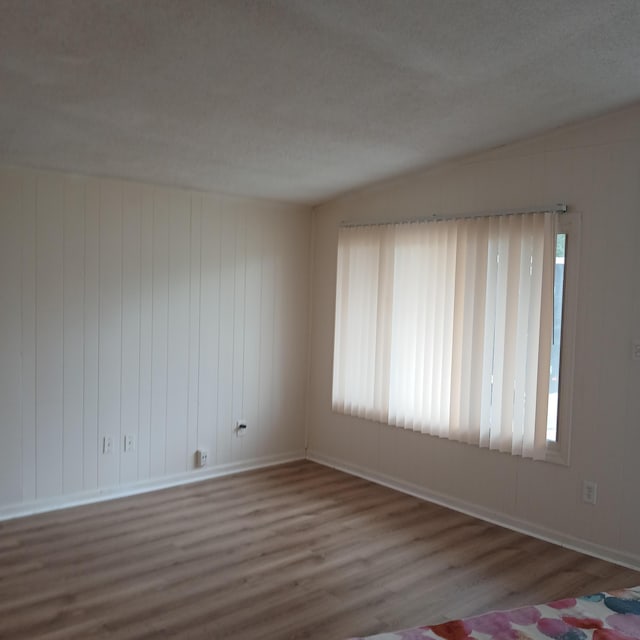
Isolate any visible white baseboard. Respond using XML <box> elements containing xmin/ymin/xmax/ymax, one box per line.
<box><xmin>0</xmin><ymin>450</ymin><xmax>306</xmax><ymax>522</ymax></box>
<box><xmin>307</xmin><ymin>449</ymin><xmax>640</xmax><ymax>572</ymax></box>
<box><xmin>6</xmin><ymin>446</ymin><xmax>639</xmax><ymax>573</ymax></box>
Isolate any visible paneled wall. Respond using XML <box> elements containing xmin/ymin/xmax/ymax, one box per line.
<box><xmin>308</xmin><ymin>104</ymin><xmax>640</xmax><ymax>566</ymax></box>
<box><xmin>0</xmin><ymin>168</ymin><xmax>310</xmax><ymax>512</ymax></box>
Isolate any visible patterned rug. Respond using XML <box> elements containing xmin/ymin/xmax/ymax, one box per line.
<box><xmin>351</xmin><ymin>586</ymin><xmax>640</xmax><ymax>640</ymax></box>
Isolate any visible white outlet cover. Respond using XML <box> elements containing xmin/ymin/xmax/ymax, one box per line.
<box><xmin>582</xmin><ymin>480</ymin><xmax>598</xmax><ymax>505</ymax></box>
<box><xmin>102</xmin><ymin>436</ymin><xmax>113</xmax><ymax>454</ymax></box>
<box><xmin>196</xmin><ymin>449</ymin><xmax>209</xmax><ymax>467</ymax></box>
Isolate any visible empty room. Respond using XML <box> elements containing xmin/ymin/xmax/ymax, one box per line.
<box><xmin>1</xmin><ymin>1</ymin><xmax>640</xmax><ymax>639</ymax></box>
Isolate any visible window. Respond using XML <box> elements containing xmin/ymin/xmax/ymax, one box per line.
<box><xmin>546</xmin><ymin>233</ymin><xmax>566</xmax><ymax>442</ymax></box>
<box><xmin>332</xmin><ymin>209</ymin><xmax>577</xmax><ymax>462</ymax></box>
<box><xmin>545</xmin><ymin>213</ymin><xmax>579</xmax><ymax>464</ymax></box>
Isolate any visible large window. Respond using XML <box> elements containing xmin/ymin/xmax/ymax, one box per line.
<box><xmin>332</xmin><ymin>209</ymin><xmax>576</xmax><ymax>462</ymax></box>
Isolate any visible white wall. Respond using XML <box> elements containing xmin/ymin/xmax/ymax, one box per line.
<box><xmin>0</xmin><ymin>167</ymin><xmax>311</xmax><ymax>514</ymax></box>
<box><xmin>307</xmin><ymin>104</ymin><xmax>640</xmax><ymax>566</ymax></box>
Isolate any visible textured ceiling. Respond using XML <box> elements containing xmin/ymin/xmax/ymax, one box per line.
<box><xmin>2</xmin><ymin>1</ymin><xmax>640</xmax><ymax>204</ymax></box>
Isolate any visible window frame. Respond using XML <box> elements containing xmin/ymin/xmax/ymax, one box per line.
<box><xmin>544</xmin><ymin>212</ymin><xmax>580</xmax><ymax>465</ymax></box>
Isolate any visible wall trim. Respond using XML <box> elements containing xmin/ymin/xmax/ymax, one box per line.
<box><xmin>0</xmin><ymin>451</ymin><xmax>305</xmax><ymax>522</ymax></box>
<box><xmin>6</xmin><ymin>445</ymin><xmax>639</xmax><ymax>573</ymax></box>
<box><xmin>307</xmin><ymin>449</ymin><xmax>640</xmax><ymax>572</ymax></box>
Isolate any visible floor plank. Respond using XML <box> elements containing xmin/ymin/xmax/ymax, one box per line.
<box><xmin>0</xmin><ymin>460</ymin><xmax>638</xmax><ymax>639</ymax></box>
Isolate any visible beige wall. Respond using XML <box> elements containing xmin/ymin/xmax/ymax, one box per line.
<box><xmin>307</xmin><ymin>105</ymin><xmax>640</xmax><ymax>566</ymax></box>
<box><xmin>0</xmin><ymin>167</ymin><xmax>311</xmax><ymax>515</ymax></box>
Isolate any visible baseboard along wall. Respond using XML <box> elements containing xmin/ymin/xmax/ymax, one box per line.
<box><xmin>3</xmin><ymin>445</ymin><xmax>638</xmax><ymax>573</ymax></box>
<box><xmin>306</xmin><ymin>450</ymin><xmax>640</xmax><ymax>572</ymax></box>
<box><xmin>0</xmin><ymin>451</ymin><xmax>305</xmax><ymax>522</ymax></box>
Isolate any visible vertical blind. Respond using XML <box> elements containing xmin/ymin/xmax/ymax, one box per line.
<box><xmin>332</xmin><ymin>211</ymin><xmax>557</xmax><ymax>460</ymax></box>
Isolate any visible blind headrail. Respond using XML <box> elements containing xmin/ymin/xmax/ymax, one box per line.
<box><xmin>339</xmin><ymin>203</ymin><xmax>567</xmax><ymax>229</ymax></box>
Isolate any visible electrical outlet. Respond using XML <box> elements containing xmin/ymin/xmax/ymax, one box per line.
<box><xmin>124</xmin><ymin>434</ymin><xmax>136</xmax><ymax>452</ymax></box>
<box><xmin>582</xmin><ymin>480</ymin><xmax>598</xmax><ymax>505</ymax></box>
<box><xmin>196</xmin><ymin>449</ymin><xmax>209</xmax><ymax>467</ymax></box>
<box><xmin>102</xmin><ymin>435</ymin><xmax>113</xmax><ymax>454</ymax></box>
<box><xmin>632</xmin><ymin>340</ymin><xmax>640</xmax><ymax>361</ymax></box>
<box><xmin>235</xmin><ymin>420</ymin><xmax>248</xmax><ymax>437</ymax></box>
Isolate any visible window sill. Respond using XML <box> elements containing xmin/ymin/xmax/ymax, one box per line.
<box><xmin>543</xmin><ymin>441</ymin><xmax>570</xmax><ymax>466</ymax></box>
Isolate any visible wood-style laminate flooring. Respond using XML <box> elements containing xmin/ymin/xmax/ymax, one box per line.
<box><xmin>1</xmin><ymin>460</ymin><xmax>638</xmax><ymax>640</ymax></box>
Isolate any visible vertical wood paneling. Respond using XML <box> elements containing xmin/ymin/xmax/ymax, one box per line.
<box><xmin>258</xmin><ymin>218</ymin><xmax>277</xmax><ymax>456</ymax></box>
<box><xmin>0</xmin><ymin>172</ymin><xmax>24</xmax><ymax>504</ymax></box>
<box><xmin>270</xmin><ymin>211</ymin><xmax>286</xmax><ymax>453</ymax></box>
<box><xmin>216</xmin><ymin>209</ymin><xmax>237</xmax><ymax>465</ymax></box>
<box><xmin>97</xmin><ymin>182</ymin><xmax>123</xmax><ymax>488</ymax></box>
<box><xmin>231</xmin><ymin>207</ymin><xmax>247</xmax><ymax>463</ymax></box>
<box><xmin>35</xmin><ymin>175</ymin><xmax>64</xmax><ymax>498</ymax></box>
<box><xmin>21</xmin><ymin>172</ymin><xmax>37</xmax><ymax>502</ymax></box>
<box><xmin>62</xmin><ymin>178</ymin><xmax>86</xmax><ymax>494</ymax></box>
<box><xmin>137</xmin><ymin>186</ymin><xmax>155</xmax><ymax>481</ymax></box>
<box><xmin>197</xmin><ymin>197</ymin><xmax>222</xmax><ymax>461</ymax></box>
<box><xmin>149</xmin><ymin>189</ymin><xmax>169</xmax><ymax>478</ymax></box>
<box><xmin>242</xmin><ymin>210</ymin><xmax>264</xmax><ymax>461</ymax></box>
<box><xmin>166</xmin><ymin>191</ymin><xmax>191</xmax><ymax>474</ymax></box>
<box><xmin>83</xmin><ymin>179</ymin><xmax>101</xmax><ymax>491</ymax></box>
<box><xmin>0</xmin><ymin>166</ymin><xmax>310</xmax><ymax>512</ymax></box>
<box><xmin>120</xmin><ymin>183</ymin><xmax>142</xmax><ymax>484</ymax></box>
<box><xmin>187</xmin><ymin>195</ymin><xmax>202</xmax><ymax>467</ymax></box>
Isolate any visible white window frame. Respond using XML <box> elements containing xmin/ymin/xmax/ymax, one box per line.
<box><xmin>544</xmin><ymin>212</ymin><xmax>580</xmax><ymax>465</ymax></box>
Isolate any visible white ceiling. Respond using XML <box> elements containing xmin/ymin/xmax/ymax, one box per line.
<box><xmin>2</xmin><ymin>1</ymin><xmax>640</xmax><ymax>205</ymax></box>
